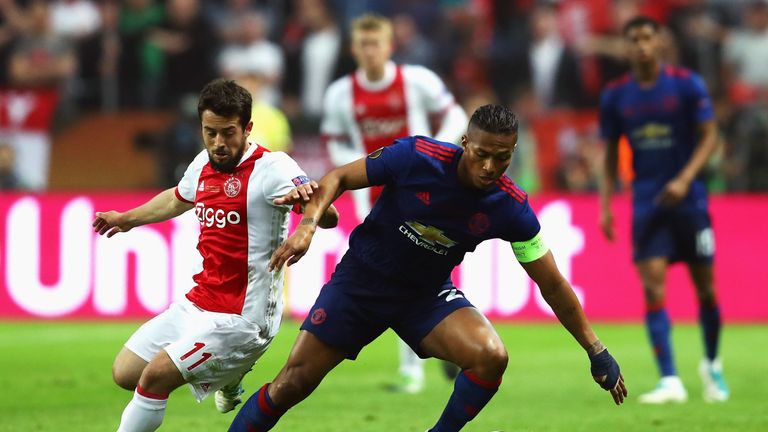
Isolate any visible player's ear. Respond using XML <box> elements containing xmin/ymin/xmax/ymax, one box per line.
<box><xmin>460</xmin><ymin>135</ymin><xmax>468</xmax><ymax>149</ymax></box>
<box><xmin>244</xmin><ymin>121</ymin><xmax>253</xmax><ymax>136</ymax></box>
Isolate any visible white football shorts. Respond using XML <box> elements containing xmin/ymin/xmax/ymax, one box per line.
<box><xmin>124</xmin><ymin>297</ymin><xmax>275</xmax><ymax>401</ymax></box>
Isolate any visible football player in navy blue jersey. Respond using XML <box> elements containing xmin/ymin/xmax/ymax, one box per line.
<box><xmin>599</xmin><ymin>16</ymin><xmax>728</xmax><ymax>404</ymax></box>
<box><xmin>229</xmin><ymin>104</ymin><xmax>627</xmax><ymax>432</ymax></box>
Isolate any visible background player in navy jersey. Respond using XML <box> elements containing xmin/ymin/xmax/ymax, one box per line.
<box><xmin>599</xmin><ymin>16</ymin><xmax>729</xmax><ymax>404</ymax></box>
<box><xmin>229</xmin><ymin>104</ymin><xmax>627</xmax><ymax>432</ymax></box>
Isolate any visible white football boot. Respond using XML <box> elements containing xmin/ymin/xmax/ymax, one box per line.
<box><xmin>699</xmin><ymin>358</ymin><xmax>730</xmax><ymax>402</ymax></box>
<box><xmin>638</xmin><ymin>376</ymin><xmax>688</xmax><ymax>404</ymax></box>
<box><xmin>215</xmin><ymin>383</ymin><xmax>244</xmax><ymax>413</ymax></box>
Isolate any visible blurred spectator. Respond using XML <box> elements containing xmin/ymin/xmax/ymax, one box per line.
<box><xmin>667</xmin><ymin>0</ymin><xmax>728</xmax><ymax>97</ymax></box>
<box><xmin>206</xmin><ymin>0</ymin><xmax>278</xmax><ymax>43</ymax></box>
<box><xmin>0</xmin><ymin>0</ymin><xmax>25</xmax><ymax>87</ymax></box>
<box><xmin>77</xmin><ymin>0</ymin><xmax>120</xmax><ymax>110</ymax></box>
<box><xmin>391</xmin><ymin>13</ymin><xmax>435</xmax><ymax>68</ymax></box>
<box><xmin>237</xmin><ymin>73</ymin><xmax>292</xmax><ymax>153</ymax></box>
<box><xmin>0</xmin><ymin>142</ymin><xmax>20</xmax><ymax>189</ymax></box>
<box><xmin>147</xmin><ymin>0</ymin><xmax>218</xmax><ymax>108</ymax></box>
<box><xmin>50</xmin><ymin>0</ymin><xmax>101</xmax><ymax>41</ymax></box>
<box><xmin>118</xmin><ymin>0</ymin><xmax>164</xmax><ymax>107</ymax></box>
<box><xmin>282</xmin><ymin>0</ymin><xmax>344</xmax><ymax>124</ymax></box>
<box><xmin>6</xmin><ymin>0</ymin><xmax>76</xmax><ymax>190</ymax></box>
<box><xmin>722</xmin><ymin>0</ymin><xmax>768</xmax><ymax>104</ymax></box>
<box><xmin>218</xmin><ymin>11</ymin><xmax>283</xmax><ymax>106</ymax></box>
<box><xmin>134</xmin><ymin>94</ymin><xmax>202</xmax><ymax>187</ymax></box>
<box><xmin>723</xmin><ymin>102</ymin><xmax>768</xmax><ymax>191</ymax></box>
<box><xmin>526</xmin><ymin>3</ymin><xmax>587</xmax><ymax>111</ymax></box>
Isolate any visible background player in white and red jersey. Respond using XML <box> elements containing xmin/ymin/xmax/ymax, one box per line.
<box><xmin>92</xmin><ymin>79</ymin><xmax>338</xmax><ymax>432</ymax></box>
<box><xmin>320</xmin><ymin>13</ymin><xmax>468</xmax><ymax>394</ymax></box>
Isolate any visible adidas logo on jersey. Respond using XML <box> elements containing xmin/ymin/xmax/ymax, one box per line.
<box><xmin>415</xmin><ymin>191</ymin><xmax>430</xmax><ymax>205</ymax></box>
<box><xmin>198</xmin><ymin>181</ymin><xmax>205</xmax><ymax>192</ymax></box>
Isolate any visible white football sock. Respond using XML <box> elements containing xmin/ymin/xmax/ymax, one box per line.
<box><xmin>398</xmin><ymin>339</ymin><xmax>425</xmax><ymax>380</ymax></box>
<box><xmin>116</xmin><ymin>387</ymin><xmax>168</xmax><ymax>432</ymax></box>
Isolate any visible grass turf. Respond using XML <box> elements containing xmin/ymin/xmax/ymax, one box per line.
<box><xmin>0</xmin><ymin>321</ymin><xmax>765</xmax><ymax>432</ymax></box>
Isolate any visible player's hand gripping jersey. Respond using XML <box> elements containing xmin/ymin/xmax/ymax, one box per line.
<box><xmin>345</xmin><ymin>136</ymin><xmax>544</xmax><ymax>292</ymax></box>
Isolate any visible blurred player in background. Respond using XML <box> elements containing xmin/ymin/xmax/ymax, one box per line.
<box><xmin>92</xmin><ymin>79</ymin><xmax>338</xmax><ymax>432</ymax></box>
<box><xmin>599</xmin><ymin>16</ymin><xmax>729</xmax><ymax>404</ymax></box>
<box><xmin>321</xmin><ymin>13</ymin><xmax>468</xmax><ymax>393</ymax></box>
<box><xmin>229</xmin><ymin>104</ymin><xmax>627</xmax><ymax>432</ymax></box>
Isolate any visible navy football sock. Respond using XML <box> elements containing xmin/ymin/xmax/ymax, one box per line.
<box><xmin>699</xmin><ymin>304</ymin><xmax>721</xmax><ymax>361</ymax></box>
<box><xmin>228</xmin><ymin>384</ymin><xmax>284</xmax><ymax>432</ymax></box>
<box><xmin>646</xmin><ymin>307</ymin><xmax>676</xmax><ymax>376</ymax></box>
<box><xmin>430</xmin><ymin>370</ymin><xmax>500</xmax><ymax>432</ymax></box>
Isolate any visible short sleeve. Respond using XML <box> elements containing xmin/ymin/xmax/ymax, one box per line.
<box><xmin>364</xmin><ymin>138</ymin><xmax>415</xmax><ymax>186</ymax></box>
<box><xmin>176</xmin><ymin>149</ymin><xmax>208</xmax><ymax>203</ymax></box>
<box><xmin>599</xmin><ymin>90</ymin><xmax>621</xmax><ymax>142</ymax></box>
<box><xmin>501</xmin><ymin>198</ymin><xmax>542</xmax><ymax>243</ymax></box>
<box><xmin>260</xmin><ymin>152</ymin><xmax>310</xmax><ymax>210</ymax></box>
<box><xmin>408</xmin><ymin>65</ymin><xmax>455</xmax><ymax>113</ymax></box>
<box><xmin>320</xmin><ymin>79</ymin><xmax>348</xmax><ymax>138</ymax></box>
<box><xmin>687</xmin><ymin>73</ymin><xmax>715</xmax><ymax>124</ymax></box>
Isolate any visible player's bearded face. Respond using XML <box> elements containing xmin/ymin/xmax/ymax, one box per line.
<box><xmin>201</xmin><ymin>111</ymin><xmax>252</xmax><ymax>173</ymax></box>
<box><xmin>459</xmin><ymin>130</ymin><xmax>517</xmax><ymax>190</ymax></box>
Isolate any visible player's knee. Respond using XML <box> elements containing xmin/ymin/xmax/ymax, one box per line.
<box><xmin>270</xmin><ymin>365</ymin><xmax>318</xmax><ymax>407</ymax></box>
<box><xmin>112</xmin><ymin>365</ymin><xmax>138</xmax><ymax>390</ymax></box>
<box><xmin>473</xmin><ymin>342</ymin><xmax>508</xmax><ymax>379</ymax></box>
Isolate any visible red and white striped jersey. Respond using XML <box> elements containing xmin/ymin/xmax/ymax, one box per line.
<box><xmin>175</xmin><ymin>143</ymin><xmax>307</xmax><ymax>336</ymax></box>
<box><xmin>322</xmin><ymin>61</ymin><xmax>467</xmax><ymax>218</ymax></box>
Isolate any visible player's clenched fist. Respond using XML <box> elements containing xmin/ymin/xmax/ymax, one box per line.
<box><xmin>589</xmin><ymin>348</ymin><xmax>628</xmax><ymax>405</ymax></box>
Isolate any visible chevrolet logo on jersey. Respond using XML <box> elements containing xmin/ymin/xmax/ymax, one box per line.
<box><xmin>400</xmin><ymin>221</ymin><xmax>457</xmax><ymax>255</ymax></box>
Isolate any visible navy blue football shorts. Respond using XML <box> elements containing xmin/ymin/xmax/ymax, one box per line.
<box><xmin>632</xmin><ymin>205</ymin><xmax>715</xmax><ymax>264</ymax></box>
<box><xmin>300</xmin><ymin>255</ymin><xmax>473</xmax><ymax>360</ymax></box>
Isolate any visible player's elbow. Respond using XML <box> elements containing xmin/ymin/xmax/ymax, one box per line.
<box><xmin>318</xmin><ymin>205</ymin><xmax>339</xmax><ymax>229</ymax></box>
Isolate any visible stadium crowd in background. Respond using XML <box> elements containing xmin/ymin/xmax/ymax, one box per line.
<box><xmin>0</xmin><ymin>0</ymin><xmax>766</xmax><ymax>192</ymax></box>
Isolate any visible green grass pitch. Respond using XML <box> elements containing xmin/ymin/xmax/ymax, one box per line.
<box><xmin>0</xmin><ymin>321</ymin><xmax>765</xmax><ymax>431</ymax></box>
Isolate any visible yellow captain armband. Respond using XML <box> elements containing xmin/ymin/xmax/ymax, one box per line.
<box><xmin>511</xmin><ymin>232</ymin><xmax>549</xmax><ymax>263</ymax></box>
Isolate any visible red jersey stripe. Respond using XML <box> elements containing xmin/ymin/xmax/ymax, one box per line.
<box><xmin>496</xmin><ymin>182</ymin><xmax>525</xmax><ymax>203</ymax></box>
<box><xmin>174</xmin><ymin>187</ymin><xmax>193</xmax><ymax>204</ymax></box>
<box><xmin>415</xmin><ymin>138</ymin><xmax>458</xmax><ymax>156</ymax></box>
<box><xmin>415</xmin><ymin>144</ymin><xmax>452</xmax><ymax>162</ymax></box>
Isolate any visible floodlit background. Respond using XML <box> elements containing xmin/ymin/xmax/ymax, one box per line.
<box><xmin>0</xmin><ymin>0</ymin><xmax>766</xmax><ymax>431</ymax></box>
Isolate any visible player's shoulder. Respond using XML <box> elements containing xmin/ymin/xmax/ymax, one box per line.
<box><xmin>663</xmin><ymin>64</ymin><xmax>696</xmax><ymax>80</ymax></box>
<box><xmin>324</xmin><ymin>75</ymin><xmax>353</xmax><ymax>100</ymax></box>
<box><xmin>411</xmin><ymin>135</ymin><xmax>461</xmax><ymax>164</ymax></box>
<box><xmin>401</xmin><ymin>64</ymin><xmax>445</xmax><ymax>84</ymax></box>
<box><xmin>494</xmin><ymin>174</ymin><xmax>528</xmax><ymax>205</ymax></box>
<box><xmin>603</xmin><ymin>73</ymin><xmax>633</xmax><ymax>95</ymax></box>
<box><xmin>258</xmin><ymin>148</ymin><xmax>295</xmax><ymax>167</ymax></box>
<box><xmin>189</xmin><ymin>148</ymin><xmax>210</xmax><ymax>167</ymax></box>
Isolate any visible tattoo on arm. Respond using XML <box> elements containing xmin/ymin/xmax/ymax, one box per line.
<box><xmin>299</xmin><ymin>217</ymin><xmax>318</xmax><ymax>227</ymax></box>
<box><xmin>587</xmin><ymin>340</ymin><xmax>606</xmax><ymax>357</ymax></box>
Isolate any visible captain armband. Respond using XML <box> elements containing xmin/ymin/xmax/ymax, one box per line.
<box><xmin>511</xmin><ymin>232</ymin><xmax>549</xmax><ymax>263</ymax></box>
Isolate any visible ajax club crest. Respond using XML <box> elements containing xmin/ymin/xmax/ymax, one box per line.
<box><xmin>224</xmin><ymin>177</ymin><xmax>242</xmax><ymax>197</ymax></box>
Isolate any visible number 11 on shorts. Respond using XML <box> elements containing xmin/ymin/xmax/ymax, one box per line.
<box><xmin>180</xmin><ymin>342</ymin><xmax>212</xmax><ymax>371</ymax></box>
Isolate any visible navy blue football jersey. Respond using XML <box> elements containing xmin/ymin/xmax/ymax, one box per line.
<box><xmin>599</xmin><ymin>65</ymin><xmax>714</xmax><ymax>210</ymax></box>
<box><xmin>341</xmin><ymin>135</ymin><xmax>541</xmax><ymax>292</ymax></box>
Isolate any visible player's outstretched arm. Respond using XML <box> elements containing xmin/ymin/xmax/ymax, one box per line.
<box><xmin>92</xmin><ymin>187</ymin><xmax>193</xmax><ymax>237</ymax></box>
<box><xmin>272</xmin><ymin>180</ymin><xmax>339</xmax><ymax>228</ymax></box>
<box><xmin>268</xmin><ymin>158</ymin><xmax>370</xmax><ymax>271</ymax></box>
<box><xmin>520</xmin><ymin>251</ymin><xmax>628</xmax><ymax>405</ymax></box>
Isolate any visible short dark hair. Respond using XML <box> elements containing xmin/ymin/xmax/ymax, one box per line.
<box><xmin>469</xmin><ymin>104</ymin><xmax>518</xmax><ymax>135</ymax></box>
<box><xmin>623</xmin><ymin>16</ymin><xmax>660</xmax><ymax>36</ymax></box>
<box><xmin>197</xmin><ymin>79</ymin><xmax>252</xmax><ymax>130</ymax></box>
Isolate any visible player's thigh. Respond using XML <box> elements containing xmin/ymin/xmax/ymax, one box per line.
<box><xmin>419</xmin><ymin>307</ymin><xmax>507</xmax><ymax>373</ymax></box>
<box><xmin>113</xmin><ymin>347</ymin><xmax>148</xmax><ymax>390</ymax></box>
<box><xmin>164</xmin><ymin>312</ymin><xmax>272</xmax><ymax>401</ymax></box>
